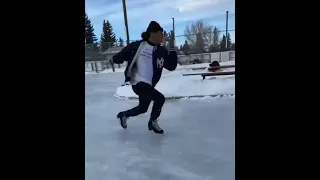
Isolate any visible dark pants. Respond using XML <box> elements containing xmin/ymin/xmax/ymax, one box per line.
<box><xmin>124</xmin><ymin>82</ymin><xmax>165</xmax><ymax>121</ymax></box>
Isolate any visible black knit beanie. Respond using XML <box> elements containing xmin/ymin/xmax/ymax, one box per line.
<box><xmin>141</xmin><ymin>21</ymin><xmax>163</xmax><ymax>40</ymax></box>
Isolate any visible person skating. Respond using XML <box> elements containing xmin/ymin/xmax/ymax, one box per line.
<box><xmin>112</xmin><ymin>21</ymin><xmax>178</xmax><ymax>134</ymax></box>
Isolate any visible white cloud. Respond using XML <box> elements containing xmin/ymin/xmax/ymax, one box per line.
<box><xmin>86</xmin><ymin>0</ymin><xmax>234</xmax><ymax>41</ymax></box>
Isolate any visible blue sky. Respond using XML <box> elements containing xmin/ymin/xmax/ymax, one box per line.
<box><xmin>85</xmin><ymin>0</ymin><xmax>235</xmax><ymax>46</ymax></box>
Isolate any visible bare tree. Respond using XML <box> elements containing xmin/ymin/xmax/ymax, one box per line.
<box><xmin>204</xmin><ymin>25</ymin><xmax>213</xmax><ymax>50</ymax></box>
<box><xmin>162</xmin><ymin>30</ymin><xmax>169</xmax><ymax>47</ymax></box>
<box><xmin>162</xmin><ymin>30</ymin><xmax>174</xmax><ymax>50</ymax></box>
<box><xmin>184</xmin><ymin>20</ymin><xmax>213</xmax><ymax>53</ymax></box>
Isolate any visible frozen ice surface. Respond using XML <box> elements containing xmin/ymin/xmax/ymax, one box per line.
<box><xmin>85</xmin><ymin>73</ymin><xmax>235</xmax><ymax>180</ymax></box>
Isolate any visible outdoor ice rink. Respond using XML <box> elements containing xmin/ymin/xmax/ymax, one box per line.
<box><xmin>85</xmin><ymin>73</ymin><xmax>235</xmax><ymax>180</ymax></box>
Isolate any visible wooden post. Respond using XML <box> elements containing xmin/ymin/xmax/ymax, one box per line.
<box><xmin>95</xmin><ymin>62</ymin><xmax>98</xmax><ymax>73</ymax></box>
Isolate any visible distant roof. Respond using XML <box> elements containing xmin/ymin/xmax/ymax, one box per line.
<box><xmin>101</xmin><ymin>46</ymin><xmax>124</xmax><ymax>55</ymax></box>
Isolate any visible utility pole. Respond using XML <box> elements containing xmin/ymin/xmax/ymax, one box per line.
<box><xmin>225</xmin><ymin>11</ymin><xmax>229</xmax><ymax>49</ymax></box>
<box><xmin>172</xmin><ymin>18</ymin><xmax>175</xmax><ymax>48</ymax></box>
<box><xmin>122</xmin><ymin>0</ymin><xmax>130</xmax><ymax>46</ymax></box>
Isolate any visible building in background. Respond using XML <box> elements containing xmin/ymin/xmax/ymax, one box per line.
<box><xmin>85</xmin><ymin>46</ymin><xmax>125</xmax><ymax>72</ymax></box>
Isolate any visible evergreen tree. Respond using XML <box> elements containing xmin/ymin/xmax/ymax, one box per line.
<box><xmin>213</xmin><ymin>27</ymin><xmax>220</xmax><ymax>47</ymax></box>
<box><xmin>168</xmin><ymin>30</ymin><xmax>175</xmax><ymax>49</ymax></box>
<box><xmin>227</xmin><ymin>33</ymin><xmax>232</xmax><ymax>50</ymax></box>
<box><xmin>182</xmin><ymin>40</ymin><xmax>190</xmax><ymax>54</ymax></box>
<box><xmin>85</xmin><ymin>12</ymin><xmax>97</xmax><ymax>45</ymax></box>
<box><xmin>100</xmin><ymin>20</ymin><xmax>117</xmax><ymax>52</ymax></box>
<box><xmin>231</xmin><ymin>43</ymin><xmax>235</xmax><ymax>50</ymax></box>
<box><xmin>220</xmin><ymin>35</ymin><xmax>227</xmax><ymax>51</ymax></box>
<box><xmin>209</xmin><ymin>26</ymin><xmax>220</xmax><ymax>52</ymax></box>
<box><xmin>118</xmin><ymin>37</ymin><xmax>124</xmax><ymax>47</ymax></box>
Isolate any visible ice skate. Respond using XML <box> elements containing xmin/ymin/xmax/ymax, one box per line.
<box><xmin>148</xmin><ymin>119</ymin><xmax>164</xmax><ymax>134</ymax></box>
<box><xmin>116</xmin><ymin>112</ymin><xmax>128</xmax><ymax>129</ymax></box>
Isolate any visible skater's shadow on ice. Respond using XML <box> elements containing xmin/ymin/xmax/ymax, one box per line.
<box><xmin>116</xmin><ymin>130</ymin><xmax>166</xmax><ymax>148</ymax></box>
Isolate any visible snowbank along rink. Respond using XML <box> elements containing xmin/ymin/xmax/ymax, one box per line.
<box><xmin>85</xmin><ymin>62</ymin><xmax>235</xmax><ymax>180</ymax></box>
<box><xmin>113</xmin><ymin>60</ymin><xmax>235</xmax><ymax>100</ymax></box>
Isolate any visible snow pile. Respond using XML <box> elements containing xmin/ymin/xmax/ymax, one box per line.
<box><xmin>217</xmin><ymin>60</ymin><xmax>235</xmax><ymax>66</ymax></box>
<box><xmin>100</xmin><ymin>67</ymin><xmax>126</xmax><ymax>73</ymax></box>
<box><xmin>114</xmin><ymin>61</ymin><xmax>235</xmax><ymax>100</ymax></box>
<box><xmin>86</xmin><ymin>61</ymin><xmax>235</xmax><ymax>75</ymax></box>
<box><xmin>180</xmin><ymin>94</ymin><xmax>235</xmax><ymax>101</ymax></box>
<box><xmin>176</xmin><ymin>60</ymin><xmax>235</xmax><ymax>70</ymax></box>
<box><xmin>176</xmin><ymin>63</ymin><xmax>210</xmax><ymax>70</ymax></box>
<box><xmin>85</xmin><ymin>67</ymin><xmax>126</xmax><ymax>74</ymax></box>
<box><xmin>85</xmin><ymin>71</ymin><xmax>97</xmax><ymax>75</ymax></box>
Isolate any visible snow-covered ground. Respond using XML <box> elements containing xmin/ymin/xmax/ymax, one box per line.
<box><xmin>114</xmin><ymin>61</ymin><xmax>235</xmax><ymax>99</ymax></box>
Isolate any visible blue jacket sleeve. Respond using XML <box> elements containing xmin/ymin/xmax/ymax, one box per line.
<box><xmin>163</xmin><ymin>48</ymin><xmax>178</xmax><ymax>71</ymax></box>
<box><xmin>112</xmin><ymin>43</ymin><xmax>133</xmax><ymax>64</ymax></box>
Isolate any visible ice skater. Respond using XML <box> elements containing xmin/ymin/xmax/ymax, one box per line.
<box><xmin>112</xmin><ymin>21</ymin><xmax>178</xmax><ymax>134</ymax></box>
